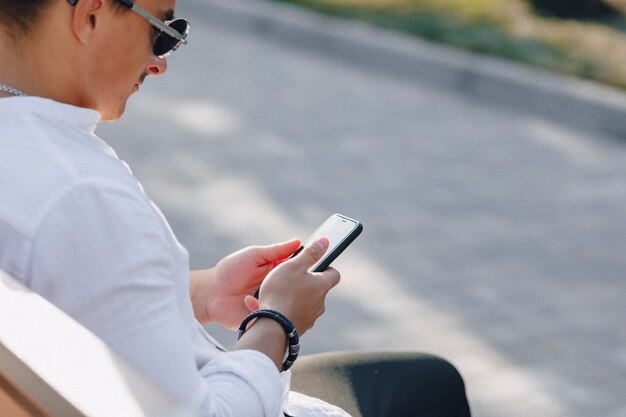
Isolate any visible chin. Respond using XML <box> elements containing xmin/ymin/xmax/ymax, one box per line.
<box><xmin>100</xmin><ymin>101</ymin><xmax>128</xmax><ymax>122</ymax></box>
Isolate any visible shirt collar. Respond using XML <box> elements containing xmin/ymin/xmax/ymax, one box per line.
<box><xmin>0</xmin><ymin>96</ymin><xmax>102</xmax><ymax>134</ymax></box>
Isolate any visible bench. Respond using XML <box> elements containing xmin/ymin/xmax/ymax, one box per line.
<box><xmin>0</xmin><ymin>269</ymin><xmax>196</xmax><ymax>417</ymax></box>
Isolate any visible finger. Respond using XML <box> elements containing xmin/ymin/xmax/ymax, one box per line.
<box><xmin>316</xmin><ymin>267</ymin><xmax>341</xmax><ymax>290</ymax></box>
<box><xmin>244</xmin><ymin>295</ymin><xmax>260</xmax><ymax>312</ymax></box>
<box><xmin>257</xmin><ymin>239</ymin><xmax>302</xmax><ymax>265</ymax></box>
<box><xmin>292</xmin><ymin>237</ymin><xmax>330</xmax><ymax>271</ymax></box>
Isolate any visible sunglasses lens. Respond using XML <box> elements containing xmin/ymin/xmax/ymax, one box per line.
<box><xmin>153</xmin><ymin>19</ymin><xmax>189</xmax><ymax>57</ymax></box>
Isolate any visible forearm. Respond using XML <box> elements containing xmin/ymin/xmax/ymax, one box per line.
<box><xmin>189</xmin><ymin>269</ymin><xmax>213</xmax><ymax>324</ymax></box>
<box><xmin>234</xmin><ymin>318</ymin><xmax>288</xmax><ymax>370</ymax></box>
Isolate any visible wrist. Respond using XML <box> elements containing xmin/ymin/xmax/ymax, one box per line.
<box><xmin>189</xmin><ymin>269</ymin><xmax>213</xmax><ymax>324</ymax></box>
<box><xmin>234</xmin><ymin>318</ymin><xmax>287</xmax><ymax>370</ymax></box>
<box><xmin>247</xmin><ymin>317</ymin><xmax>288</xmax><ymax>349</ymax></box>
<box><xmin>238</xmin><ymin>309</ymin><xmax>300</xmax><ymax>371</ymax></box>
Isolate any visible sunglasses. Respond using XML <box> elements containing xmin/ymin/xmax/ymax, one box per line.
<box><xmin>67</xmin><ymin>0</ymin><xmax>190</xmax><ymax>58</ymax></box>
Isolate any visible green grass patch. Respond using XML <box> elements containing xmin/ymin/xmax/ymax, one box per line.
<box><xmin>272</xmin><ymin>0</ymin><xmax>626</xmax><ymax>89</ymax></box>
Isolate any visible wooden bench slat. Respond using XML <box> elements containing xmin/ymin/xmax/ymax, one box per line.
<box><xmin>0</xmin><ymin>270</ymin><xmax>196</xmax><ymax>417</ymax></box>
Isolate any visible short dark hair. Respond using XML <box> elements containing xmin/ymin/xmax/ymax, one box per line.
<box><xmin>0</xmin><ymin>0</ymin><xmax>128</xmax><ymax>39</ymax></box>
<box><xmin>0</xmin><ymin>0</ymin><xmax>53</xmax><ymax>38</ymax></box>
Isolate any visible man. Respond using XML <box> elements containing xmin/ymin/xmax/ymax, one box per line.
<box><xmin>0</xmin><ymin>1</ymin><xmax>471</xmax><ymax>416</ymax></box>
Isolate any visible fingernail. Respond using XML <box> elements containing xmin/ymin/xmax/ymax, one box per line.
<box><xmin>314</xmin><ymin>237</ymin><xmax>328</xmax><ymax>250</ymax></box>
<box><xmin>312</xmin><ymin>240</ymin><xmax>324</xmax><ymax>251</ymax></box>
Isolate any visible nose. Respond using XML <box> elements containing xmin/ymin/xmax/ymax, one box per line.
<box><xmin>147</xmin><ymin>55</ymin><xmax>168</xmax><ymax>76</ymax></box>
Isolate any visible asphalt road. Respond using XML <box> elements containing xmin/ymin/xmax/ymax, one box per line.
<box><xmin>98</xmin><ymin>2</ymin><xmax>626</xmax><ymax>416</ymax></box>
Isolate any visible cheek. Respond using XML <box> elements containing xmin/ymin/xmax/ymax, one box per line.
<box><xmin>105</xmin><ymin>24</ymin><xmax>153</xmax><ymax>73</ymax></box>
<box><xmin>104</xmin><ymin>44</ymin><xmax>150</xmax><ymax>85</ymax></box>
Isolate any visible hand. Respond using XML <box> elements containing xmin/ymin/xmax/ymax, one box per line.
<box><xmin>190</xmin><ymin>239</ymin><xmax>301</xmax><ymax>329</ymax></box>
<box><xmin>257</xmin><ymin>237</ymin><xmax>341</xmax><ymax>336</ymax></box>
<box><xmin>234</xmin><ymin>237</ymin><xmax>341</xmax><ymax>370</ymax></box>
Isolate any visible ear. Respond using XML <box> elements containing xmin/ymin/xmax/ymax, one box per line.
<box><xmin>70</xmin><ymin>0</ymin><xmax>106</xmax><ymax>45</ymax></box>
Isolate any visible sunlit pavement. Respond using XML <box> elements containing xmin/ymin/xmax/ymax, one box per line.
<box><xmin>98</xmin><ymin>1</ymin><xmax>626</xmax><ymax>416</ymax></box>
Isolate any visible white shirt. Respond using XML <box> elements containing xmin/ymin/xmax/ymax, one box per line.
<box><xmin>0</xmin><ymin>97</ymin><xmax>349</xmax><ymax>417</ymax></box>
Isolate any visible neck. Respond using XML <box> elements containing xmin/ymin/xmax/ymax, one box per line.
<box><xmin>0</xmin><ymin>41</ymin><xmax>26</xmax><ymax>96</ymax></box>
<box><xmin>0</xmin><ymin>14</ymin><xmax>87</xmax><ymax>104</ymax></box>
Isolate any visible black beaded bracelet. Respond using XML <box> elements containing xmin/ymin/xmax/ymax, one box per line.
<box><xmin>238</xmin><ymin>309</ymin><xmax>300</xmax><ymax>371</ymax></box>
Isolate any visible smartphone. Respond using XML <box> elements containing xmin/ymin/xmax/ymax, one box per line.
<box><xmin>254</xmin><ymin>214</ymin><xmax>363</xmax><ymax>298</ymax></box>
<box><xmin>293</xmin><ymin>213</ymin><xmax>363</xmax><ymax>273</ymax></box>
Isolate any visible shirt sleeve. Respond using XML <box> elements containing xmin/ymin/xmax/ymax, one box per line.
<box><xmin>28</xmin><ymin>179</ymin><xmax>283</xmax><ymax>417</ymax></box>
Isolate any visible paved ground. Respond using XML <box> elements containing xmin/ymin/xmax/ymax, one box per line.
<box><xmin>99</xmin><ymin>1</ymin><xmax>626</xmax><ymax>416</ymax></box>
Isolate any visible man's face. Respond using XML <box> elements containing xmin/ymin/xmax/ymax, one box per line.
<box><xmin>86</xmin><ymin>0</ymin><xmax>175</xmax><ymax>120</ymax></box>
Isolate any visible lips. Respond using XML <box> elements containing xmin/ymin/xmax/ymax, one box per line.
<box><xmin>133</xmin><ymin>74</ymin><xmax>147</xmax><ymax>93</ymax></box>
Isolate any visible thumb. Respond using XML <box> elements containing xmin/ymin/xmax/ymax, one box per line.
<box><xmin>244</xmin><ymin>295</ymin><xmax>260</xmax><ymax>312</ymax></box>
<box><xmin>257</xmin><ymin>238</ymin><xmax>302</xmax><ymax>264</ymax></box>
<box><xmin>293</xmin><ymin>237</ymin><xmax>329</xmax><ymax>271</ymax></box>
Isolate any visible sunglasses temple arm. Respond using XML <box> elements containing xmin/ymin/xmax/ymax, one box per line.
<box><xmin>128</xmin><ymin>2</ymin><xmax>188</xmax><ymax>43</ymax></box>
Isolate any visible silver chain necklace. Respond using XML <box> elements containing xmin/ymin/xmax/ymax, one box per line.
<box><xmin>0</xmin><ymin>84</ymin><xmax>27</xmax><ymax>97</ymax></box>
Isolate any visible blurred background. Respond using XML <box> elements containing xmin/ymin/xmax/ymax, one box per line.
<box><xmin>271</xmin><ymin>0</ymin><xmax>626</xmax><ymax>88</ymax></box>
<box><xmin>98</xmin><ymin>0</ymin><xmax>626</xmax><ymax>416</ymax></box>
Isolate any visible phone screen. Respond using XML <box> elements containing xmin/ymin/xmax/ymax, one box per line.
<box><xmin>302</xmin><ymin>214</ymin><xmax>362</xmax><ymax>273</ymax></box>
